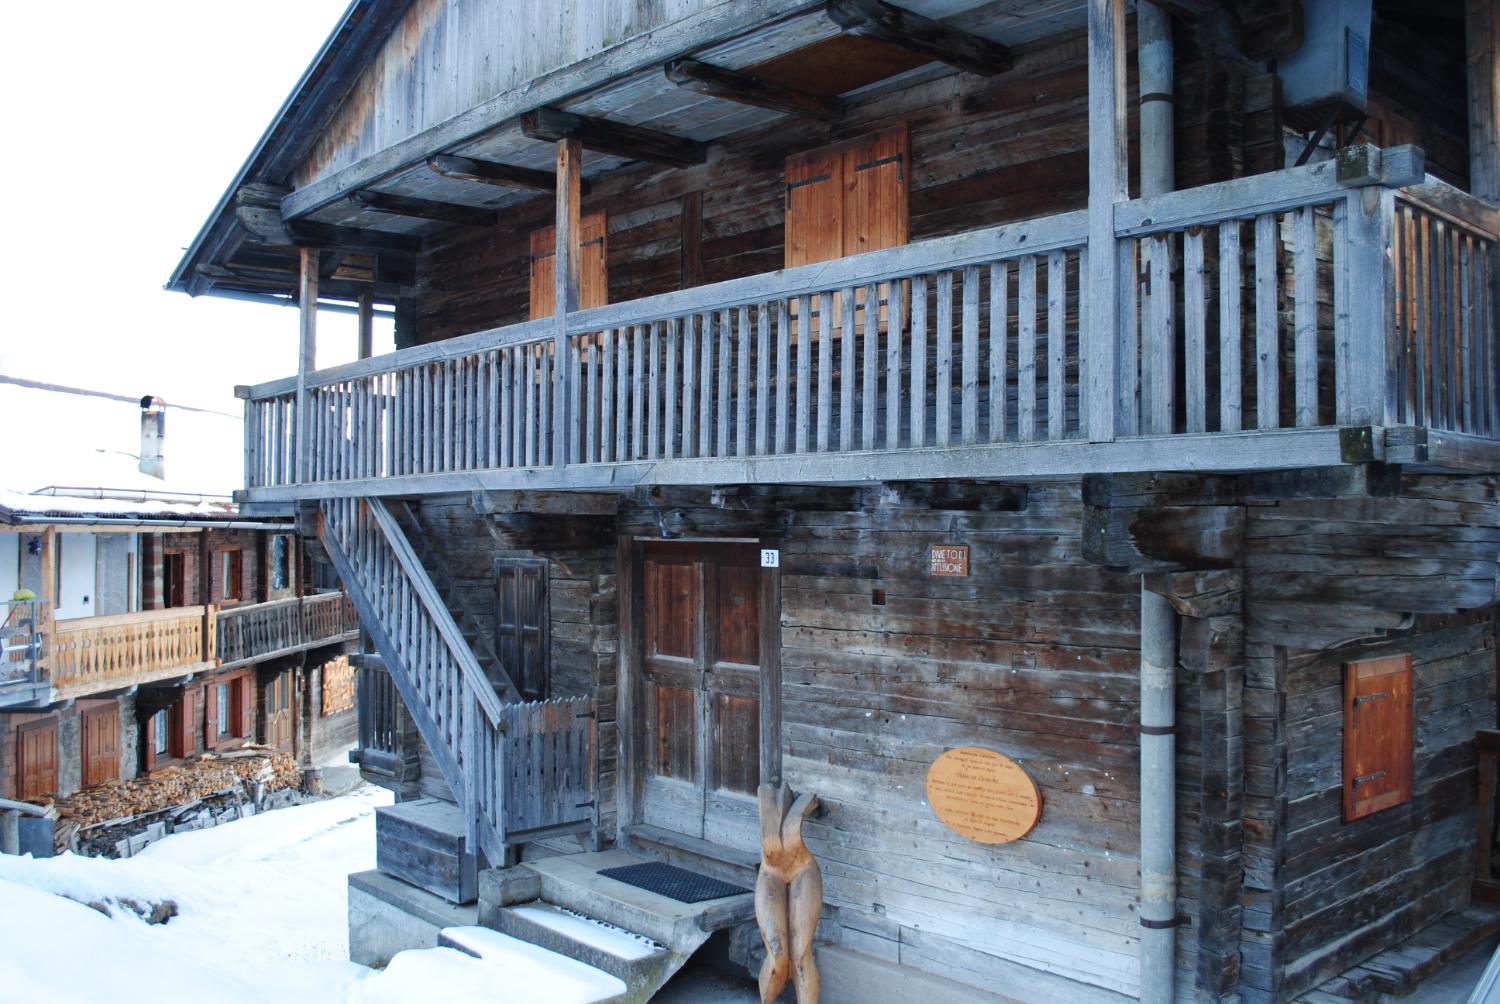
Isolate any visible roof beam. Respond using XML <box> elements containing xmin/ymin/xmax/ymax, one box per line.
<box><xmin>351</xmin><ymin>189</ymin><xmax>500</xmax><ymax>227</ymax></box>
<box><xmin>665</xmin><ymin>58</ymin><xmax>843</xmax><ymax>121</ymax></box>
<box><xmin>426</xmin><ymin>154</ymin><xmax>591</xmax><ymax>195</ymax></box>
<box><xmin>521</xmin><ymin>107</ymin><xmax>707</xmax><ymax>168</ymax></box>
<box><xmin>825</xmin><ymin>0</ymin><xmax>1013</xmax><ymax>76</ymax></box>
<box><xmin>289</xmin><ymin>221</ymin><xmax>422</xmax><ymax>256</ymax></box>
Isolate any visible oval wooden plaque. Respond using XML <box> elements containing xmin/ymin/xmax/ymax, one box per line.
<box><xmin>926</xmin><ymin>746</ymin><xmax>1041</xmax><ymax>844</ymax></box>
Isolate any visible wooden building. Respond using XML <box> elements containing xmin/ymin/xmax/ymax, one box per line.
<box><xmin>171</xmin><ymin>1</ymin><xmax>1500</xmax><ymax>1001</ymax></box>
<box><xmin>0</xmin><ymin>490</ymin><xmax>360</xmax><ymax>805</ymax></box>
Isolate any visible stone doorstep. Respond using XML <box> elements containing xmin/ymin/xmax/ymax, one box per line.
<box><xmin>1304</xmin><ymin>904</ymin><xmax>1500</xmax><ymax>1001</ymax></box>
<box><xmin>491</xmin><ymin>901</ymin><xmax>676</xmax><ymax>984</ymax></box>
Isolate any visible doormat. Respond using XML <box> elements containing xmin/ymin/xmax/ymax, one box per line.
<box><xmin>598</xmin><ymin>861</ymin><xmax>750</xmax><ymax>904</ymax></box>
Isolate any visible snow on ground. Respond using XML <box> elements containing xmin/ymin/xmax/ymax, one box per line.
<box><xmin>0</xmin><ymin>785</ymin><xmax>624</xmax><ymax>1003</ymax></box>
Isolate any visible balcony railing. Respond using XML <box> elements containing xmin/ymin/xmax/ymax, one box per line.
<box><xmin>215</xmin><ymin>591</ymin><xmax>359</xmax><ymax>669</ymax></box>
<box><xmin>51</xmin><ymin>606</ymin><xmax>216</xmax><ymax>697</ymax></box>
<box><xmin>239</xmin><ymin>151</ymin><xmax>1500</xmax><ymax>501</ymax></box>
<box><xmin>0</xmin><ymin>599</ymin><xmax>45</xmax><ymax>693</ymax></box>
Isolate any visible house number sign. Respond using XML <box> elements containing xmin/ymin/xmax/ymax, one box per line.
<box><xmin>929</xmin><ymin>544</ymin><xmax>969</xmax><ymax>577</ymax></box>
<box><xmin>925</xmin><ymin>746</ymin><xmax>1042</xmax><ymax>844</ymax></box>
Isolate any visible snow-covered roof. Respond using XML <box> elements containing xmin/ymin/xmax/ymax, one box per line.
<box><xmin>0</xmin><ymin>488</ymin><xmax>240</xmax><ymax>524</ymax></box>
<box><xmin>0</xmin><ymin>380</ymin><xmax>244</xmax><ymax>497</ymax></box>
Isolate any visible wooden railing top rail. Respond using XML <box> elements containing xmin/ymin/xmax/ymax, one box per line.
<box><xmin>238</xmin><ymin>209</ymin><xmax>1089</xmax><ymax>402</ymax></box>
<box><xmin>1397</xmin><ymin>175</ymin><xmax>1500</xmax><ymax>241</ymax></box>
<box><xmin>216</xmin><ymin>591</ymin><xmax>349</xmax><ymax>620</ymax></box>
<box><xmin>53</xmin><ymin>605</ymin><xmax>211</xmax><ymax>632</ymax></box>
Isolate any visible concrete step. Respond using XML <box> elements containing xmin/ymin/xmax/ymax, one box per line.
<box><xmin>521</xmin><ymin>849</ymin><xmax>756</xmax><ymax>949</ymax></box>
<box><xmin>495</xmin><ymin>901</ymin><xmax>677</xmax><ymax>985</ymax></box>
<box><xmin>1300</xmin><ymin>903</ymin><xmax>1500</xmax><ymax>1002</ymax></box>
<box><xmin>438</xmin><ymin>924</ymin><xmax>629</xmax><ymax>1003</ymax></box>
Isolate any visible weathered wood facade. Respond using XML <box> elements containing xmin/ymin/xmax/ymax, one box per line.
<box><xmin>173</xmin><ymin>1</ymin><xmax>1500</xmax><ymax>1001</ymax></box>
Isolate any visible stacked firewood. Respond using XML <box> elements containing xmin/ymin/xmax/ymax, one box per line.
<box><xmin>38</xmin><ymin>748</ymin><xmax>302</xmax><ymax>829</ymax></box>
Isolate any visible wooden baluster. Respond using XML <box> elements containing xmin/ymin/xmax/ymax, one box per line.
<box><xmin>683</xmin><ymin>316</ymin><xmax>698</xmax><ymax>458</ymax></box>
<box><xmin>990</xmin><ymin>261</ymin><xmax>1009</xmax><ymax>442</ymax></box>
<box><xmin>649</xmin><ymin>321</ymin><xmax>663</xmax><ymax>459</ymax></box>
<box><xmin>1293</xmin><ymin>208</ymin><xmax>1318</xmax><ymax>428</ymax></box>
<box><xmin>587</xmin><ymin>337</ymin><xmax>600</xmax><ymax>463</ymax></box>
<box><xmin>886</xmin><ymin>280</ymin><xmax>905</xmax><ymax>450</ymax></box>
<box><xmin>775</xmin><ymin>300</ymin><xmax>791</xmax><ymax>454</ymax></box>
<box><xmin>817</xmin><ymin>292</ymin><xmax>833</xmax><ymax>452</ymax></box>
<box><xmin>1255</xmin><ymin>213</ymin><xmax>1279</xmax><ymax>429</ymax></box>
<box><xmin>1184</xmin><ymin>227</ymin><xmax>1206</xmax><ymax>433</ymax></box>
<box><xmin>700</xmin><ymin>311</ymin><xmax>715</xmax><ymax>458</ymax></box>
<box><xmin>1018</xmin><ymin>256</ymin><xmax>1038</xmax><ymax>441</ymax></box>
<box><xmin>1463</xmin><ymin>235</ymin><xmax>1476</xmax><ymax>433</ymax></box>
<box><xmin>935</xmin><ymin>273</ymin><xmax>953</xmax><ymax>448</ymax></box>
<box><xmin>862</xmin><ymin>284</ymin><xmax>879</xmax><ymax>450</ymax></box>
<box><xmin>841</xmin><ymin>288</ymin><xmax>857</xmax><ymax>451</ymax></box>
<box><xmin>718</xmin><ymin>308</ymin><xmax>732</xmax><ymax>458</ymax></box>
<box><xmin>737</xmin><ymin>306</ymin><xmax>752</xmax><ymax>457</ymax></box>
<box><xmin>797</xmin><ymin>296</ymin><xmax>812</xmax><ymax>454</ymax></box>
<box><xmin>1147</xmin><ymin>236</ymin><xmax>1175</xmax><ymax>435</ymax></box>
<box><xmin>961</xmin><ymin>265</ymin><xmax>980</xmax><ymax>445</ymax></box>
<box><xmin>910</xmin><ymin>276</ymin><xmax>927</xmax><ymax>447</ymax></box>
<box><xmin>600</xmin><ymin>330</ymin><xmax>614</xmax><ymax>463</ymax></box>
<box><xmin>1047</xmin><ymin>251</ymin><xmax>1067</xmax><ymax>440</ymax></box>
<box><xmin>667</xmin><ymin>317</ymin><xmax>681</xmax><ymax>459</ymax></box>
<box><xmin>632</xmin><ymin>325</ymin><xmax>645</xmax><ymax>460</ymax></box>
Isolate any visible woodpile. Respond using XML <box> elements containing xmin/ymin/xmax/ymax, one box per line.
<box><xmin>321</xmin><ymin>655</ymin><xmax>355</xmax><ymax>716</ymax></box>
<box><xmin>36</xmin><ymin>747</ymin><xmax>301</xmax><ymax>830</ymax></box>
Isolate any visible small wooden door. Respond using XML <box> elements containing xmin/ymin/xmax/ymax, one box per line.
<box><xmin>163</xmin><ymin>552</ymin><xmax>187</xmax><ymax>608</ymax></box>
<box><xmin>81</xmin><ymin>707</ymin><xmax>119</xmax><ymax>787</ymax></box>
<box><xmin>638</xmin><ymin>541</ymin><xmax>770</xmax><ymax>852</ymax></box>
<box><xmin>17</xmin><ymin>720</ymin><xmax>58</xmax><ymax>799</ymax></box>
<box><xmin>265</xmin><ymin>671</ymin><xmax>295</xmax><ymax>752</ymax></box>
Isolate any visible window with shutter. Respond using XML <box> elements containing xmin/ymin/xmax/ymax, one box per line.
<box><xmin>204</xmin><ymin>683</ymin><xmax>220</xmax><ymax>745</ymax></box>
<box><xmin>529</xmin><ymin>211</ymin><xmax>609</xmax><ymax>319</ymax></box>
<box><xmin>1343</xmin><ymin>654</ymin><xmax>1414</xmax><ymax>821</ymax></box>
<box><xmin>785</xmin><ymin>125</ymin><xmax>909</xmax><ymax>269</ymax></box>
<box><xmin>495</xmin><ymin>558</ymin><xmax>549</xmax><ymax>701</ymax></box>
<box><xmin>233</xmin><ymin>674</ymin><xmax>254</xmax><ymax>738</ymax></box>
<box><xmin>172</xmin><ymin>690</ymin><xmax>195</xmax><ymax>760</ymax></box>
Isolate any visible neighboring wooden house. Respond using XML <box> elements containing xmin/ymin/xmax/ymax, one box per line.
<box><xmin>0</xmin><ymin>387</ymin><xmax>362</xmax><ymax>812</ymax></box>
<box><xmin>171</xmin><ymin>1</ymin><xmax>1500</xmax><ymax>1001</ymax></box>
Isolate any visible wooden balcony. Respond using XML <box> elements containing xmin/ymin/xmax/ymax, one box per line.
<box><xmin>237</xmin><ymin>152</ymin><xmax>1500</xmax><ymax>504</ymax></box>
<box><xmin>215</xmin><ymin>591</ymin><xmax>359</xmax><ymax>670</ymax></box>
<box><xmin>50</xmin><ymin>606</ymin><xmax>217</xmax><ymax>699</ymax></box>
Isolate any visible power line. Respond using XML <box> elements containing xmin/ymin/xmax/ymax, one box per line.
<box><xmin>0</xmin><ymin>374</ymin><xmax>241</xmax><ymax>420</ymax></box>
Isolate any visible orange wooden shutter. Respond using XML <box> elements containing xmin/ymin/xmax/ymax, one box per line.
<box><xmin>785</xmin><ymin>147</ymin><xmax>844</xmax><ymax>269</ymax></box>
<box><xmin>529</xmin><ymin>211</ymin><xmax>608</xmax><ymax>319</ymax></box>
<box><xmin>173</xmin><ymin>690</ymin><xmax>195</xmax><ymax>759</ymax></box>
<box><xmin>1343</xmin><ymin>654</ymin><xmax>1414</xmax><ymax>820</ymax></box>
<box><xmin>843</xmin><ymin>126</ymin><xmax>910</xmax><ymax>257</ymax></box>
<box><xmin>204</xmin><ymin>684</ymin><xmax>220</xmax><ymax>745</ymax></box>
<box><xmin>235</xmin><ymin>674</ymin><xmax>254</xmax><ymax>738</ymax></box>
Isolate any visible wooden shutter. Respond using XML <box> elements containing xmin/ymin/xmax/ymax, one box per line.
<box><xmin>17</xmin><ymin>720</ymin><xmax>58</xmax><ymax>799</ymax></box>
<box><xmin>172</xmin><ymin>690</ymin><xmax>195</xmax><ymax>759</ymax></box>
<box><xmin>785</xmin><ymin>125</ymin><xmax>909</xmax><ymax>268</ymax></box>
<box><xmin>236</xmin><ymin>674</ymin><xmax>255</xmax><ymax>737</ymax></box>
<box><xmin>496</xmin><ymin>559</ymin><xmax>549</xmax><ymax>701</ymax></box>
<box><xmin>1343</xmin><ymin>654</ymin><xmax>1414</xmax><ymax>820</ymax></box>
<box><xmin>529</xmin><ymin>211</ymin><xmax>609</xmax><ymax>319</ymax></box>
<box><xmin>82</xmin><ymin>707</ymin><xmax>119</xmax><ymax>787</ymax></box>
<box><xmin>204</xmin><ymin>684</ymin><xmax>219</xmax><ymax>745</ymax></box>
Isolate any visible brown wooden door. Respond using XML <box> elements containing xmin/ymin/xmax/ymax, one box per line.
<box><xmin>639</xmin><ymin>541</ymin><xmax>767</xmax><ymax>850</ymax></box>
<box><xmin>81</xmin><ymin>707</ymin><xmax>119</xmax><ymax>787</ymax></box>
<box><xmin>17</xmin><ymin>720</ymin><xmax>58</xmax><ymax>799</ymax></box>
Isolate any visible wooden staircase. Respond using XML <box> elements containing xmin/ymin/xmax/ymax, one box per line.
<box><xmin>320</xmin><ymin>497</ymin><xmax>594</xmax><ymax>879</ymax></box>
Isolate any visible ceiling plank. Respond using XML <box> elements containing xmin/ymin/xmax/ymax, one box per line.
<box><xmin>351</xmin><ymin>188</ymin><xmax>500</xmax><ymax>227</ymax></box>
<box><xmin>290</xmin><ymin>221</ymin><xmax>423</xmax><ymax>256</ymax></box>
<box><xmin>824</xmin><ymin>0</ymin><xmax>1013</xmax><ymax>76</ymax></box>
<box><xmin>426</xmin><ymin>153</ymin><xmax>591</xmax><ymax>195</ymax></box>
<box><xmin>521</xmin><ymin>107</ymin><xmax>708</xmax><ymax>168</ymax></box>
<box><xmin>665</xmin><ymin>58</ymin><xmax>844</xmax><ymax>121</ymax></box>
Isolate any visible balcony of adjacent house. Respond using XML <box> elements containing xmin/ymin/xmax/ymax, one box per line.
<box><xmin>0</xmin><ymin>591</ymin><xmax>358</xmax><ymax>710</ymax></box>
<box><xmin>236</xmin><ymin>142</ymin><xmax>1500</xmax><ymax>505</ymax></box>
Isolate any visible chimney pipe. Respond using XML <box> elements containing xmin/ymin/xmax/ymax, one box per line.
<box><xmin>139</xmin><ymin>396</ymin><xmax>166</xmax><ymax>480</ymax></box>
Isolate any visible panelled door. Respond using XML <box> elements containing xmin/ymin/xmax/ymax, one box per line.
<box><xmin>81</xmin><ymin>706</ymin><xmax>119</xmax><ymax>787</ymax></box>
<box><xmin>639</xmin><ymin>541</ymin><xmax>770</xmax><ymax>853</ymax></box>
<box><xmin>265</xmin><ymin>670</ymin><xmax>295</xmax><ymax>752</ymax></box>
<box><xmin>17</xmin><ymin>720</ymin><xmax>58</xmax><ymax>799</ymax></box>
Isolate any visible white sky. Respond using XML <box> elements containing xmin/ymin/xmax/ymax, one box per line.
<box><xmin>0</xmin><ymin>2</ymin><xmax>394</xmax><ymax>423</ymax></box>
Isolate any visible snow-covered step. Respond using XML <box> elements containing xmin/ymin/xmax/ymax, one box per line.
<box><xmin>494</xmin><ymin>902</ymin><xmax>676</xmax><ymax>985</ymax></box>
<box><xmin>437</xmin><ymin>925</ymin><xmax>628</xmax><ymax>1003</ymax></box>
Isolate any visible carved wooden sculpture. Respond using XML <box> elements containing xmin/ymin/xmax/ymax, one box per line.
<box><xmin>756</xmin><ymin>782</ymin><xmax>822</xmax><ymax>1004</ymax></box>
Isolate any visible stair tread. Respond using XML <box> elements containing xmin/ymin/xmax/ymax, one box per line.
<box><xmin>509</xmin><ymin>903</ymin><xmax>666</xmax><ymax>961</ymax></box>
<box><xmin>438</xmin><ymin>926</ymin><xmax>627</xmax><ymax>1002</ymax></box>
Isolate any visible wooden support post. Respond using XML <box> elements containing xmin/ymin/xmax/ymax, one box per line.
<box><xmin>1468</xmin><ymin>0</ymin><xmax>1499</xmax><ymax>202</ymax></box>
<box><xmin>1344</xmin><ymin>186</ymin><xmax>1396</xmax><ymax>427</ymax></box>
<box><xmin>554</xmin><ymin>140</ymin><xmax>582</xmax><ymax>467</ymax></box>
<box><xmin>296</xmin><ymin>248</ymin><xmax>319</xmax><ymax>483</ymax></box>
<box><xmin>357</xmin><ymin>292</ymin><xmax>375</xmax><ymax>360</ymax></box>
<box><xmin>1085</xmin><ymin>0</ymin><xmax>1127</xmax><ymax>442</ymax></box>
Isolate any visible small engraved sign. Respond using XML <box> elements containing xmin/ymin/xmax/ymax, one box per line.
<box><xmin>925</xmin><ymin>746</ymin><xmax>1041</xmax><ymax>844</ymax></box>
<box><xmin>929</xmin><ymin>545</ymin><xmax>969</xmax><ymax>577</ymax></box>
